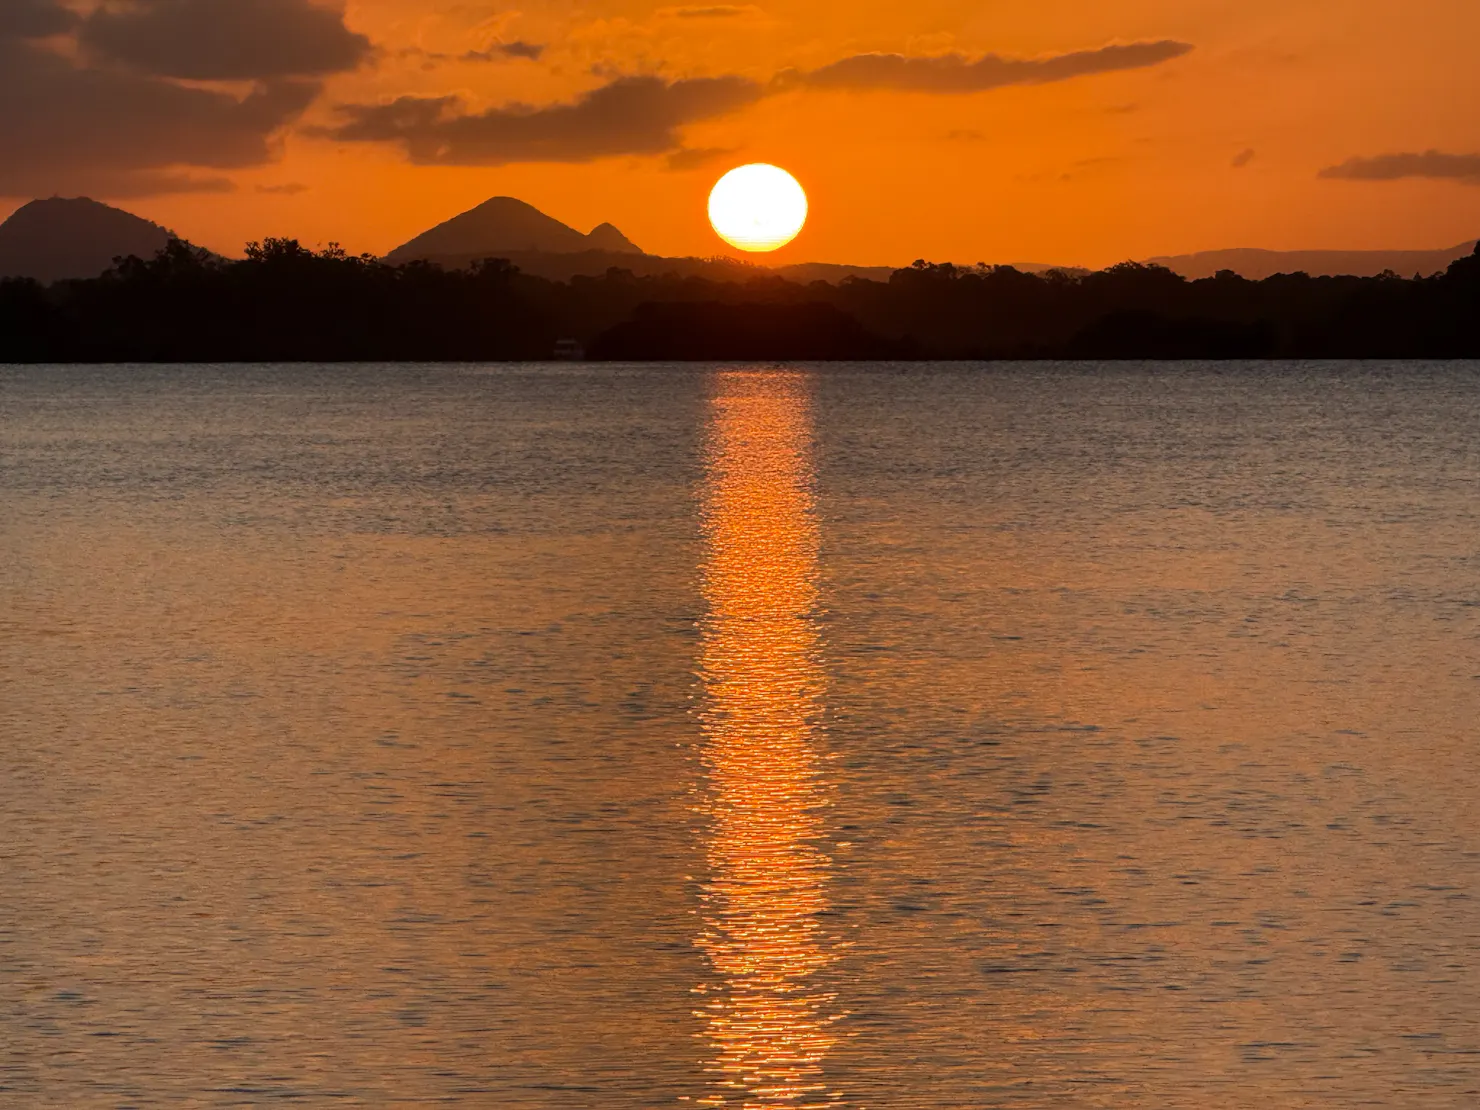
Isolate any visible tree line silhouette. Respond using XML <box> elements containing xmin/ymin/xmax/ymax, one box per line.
<box><xmin>2</xmin><ymin>236</ymin><xmax>1477</xmax><ymax>361</ymax></box>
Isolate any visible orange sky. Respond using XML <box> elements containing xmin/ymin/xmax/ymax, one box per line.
<box><xmin>4</xmin><ymin>0</ymin><xmax>1480</xmax><ymax>267</ymax></box>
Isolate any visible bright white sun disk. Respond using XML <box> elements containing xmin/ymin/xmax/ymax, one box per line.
<box><xmin>708</xmin><ymin>164</ymin><xmax>808</xmax><ymax>252</ymax></box>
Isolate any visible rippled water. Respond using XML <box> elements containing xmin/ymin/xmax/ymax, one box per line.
<box><xmin>3</xmin><ymin>361</ymin><xmax>1479</xmax><ymax>1108</ymax></box>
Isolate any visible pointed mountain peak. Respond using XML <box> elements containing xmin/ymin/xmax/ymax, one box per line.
<box><xmin>388</xmin><ymin>196</ymin><xmax>586</xmax><ymax>261</ymax></box>
<box><xmin>466</xmin><ymin>196</ymin><xmax>552</xmax><ymax>217</ymax></box>
<box><xmin>585</xmin><ymin>222</ymin><xmax>642</xmax><ymax>254</ymax></box>
<box><xmin>385</xmin><ymin>196</ymin><xmax>647</xmax><ymax>263</ymax></box>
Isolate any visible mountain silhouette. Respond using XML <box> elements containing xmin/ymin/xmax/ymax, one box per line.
<box><xmin>0</xmin><ymin>197</ymin><xmax>204</xmax><ymax>284</ymax></box>
<box><xmin>5</xmin><ymin>193</ymin><xmax>1472</xmax><ymax>292</ymax></box>
<box><xmin>1146</xmin><ymin>242</ymin><xmax>1478</xmax><ymax>280</ymax></box>
<box><xmin>584</xmin><ymin>221</ymin><xmax>642</xmax><ymax>254</ymax></box>
<box><xmin>385</xmin><ymin>197</ymin><xmax>643</xmax><ymax>264</ymax></box>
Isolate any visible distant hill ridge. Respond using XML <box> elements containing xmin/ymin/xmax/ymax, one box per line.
<box><xmin>1145</xmin><ymin>243</ymin><xmax>1478</xmax><ymax>280</ymax></box>
<box><xmin>384</xmin><ymin>196</ymin><xmax>643</xmax><ymax>263</ymax></box>
<box><xmin>383</xmin><ymin>246</ymin><xmax>909</xmax><ymax>285</ymax></box>
<box><xmin>0</xmin><ymin>197</ymin><xmax>204</xmax><ymax>285</ymax></box>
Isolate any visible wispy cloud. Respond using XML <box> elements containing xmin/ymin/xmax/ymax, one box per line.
<box><xmin>660</xmin><ymin>5</ymin><xmax>761</xmax><ymax>17</ymax></box>
<box><xmin>1320</xmin><ymin>150</ymin><xmax>1480</xmax><ymax>184</ymax></box>
<box><xmin>794</xmin><ymin>40</ymin><xmax>1193</xmax><ymax>93</ymax></box>
<box><xmin>1232</xmin><ymin>148</ymin><xmax>1255</xmax><ymax>168</ymax></box>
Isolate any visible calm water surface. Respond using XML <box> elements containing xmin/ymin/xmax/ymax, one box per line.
<box><xmin>3</xmin><ymin>361</ymin><xmax>1479</xmax><ymax>1108</ymax></box>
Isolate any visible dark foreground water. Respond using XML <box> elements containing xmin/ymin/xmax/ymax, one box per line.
<box><xmin>3</xmin><ymin>361</ymin><xmax>1479</xmax><ymax>1108</ymax></box>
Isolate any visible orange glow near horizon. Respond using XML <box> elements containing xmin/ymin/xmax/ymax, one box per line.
<box><xmin>695</xmin><ymin>370</ymin><xmax>841</xmax><ymax>1109</ymax></box>
<box><xmin>4</xmin><ymin>1</ymin><xmax>1480</xmax><ymax>267</ymax></box>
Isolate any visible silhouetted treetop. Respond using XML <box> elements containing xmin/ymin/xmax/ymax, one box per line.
<box><xmin>1</xmin><ymin>233</ymin><xmax>1476</xmax><ymax>361</ymax></box>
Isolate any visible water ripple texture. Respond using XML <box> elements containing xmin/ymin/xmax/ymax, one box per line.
<box><xmin>2</xmin><ymin>360</ymin><xmax>1478</xmax><ymax>1108</ymax></box>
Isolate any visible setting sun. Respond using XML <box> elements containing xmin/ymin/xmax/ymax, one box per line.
<box><xmin>708</xmin><ymin>164</ymin><xmax>808</xmax><ymax>253</ymax></box>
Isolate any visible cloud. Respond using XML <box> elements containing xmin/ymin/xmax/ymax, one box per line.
<box><xmin>391</xmin><ymin>42</ymin><xmax>545</xmax><ymax>70</ymax></box>
<box><xmin>0</xmin><ymin>0</ymin><xmax>77</xmax><ymax>39</ymax></box>
<box><xmin>495</xmin><ymin>40</ymin><xmax>543</xmax><ymax>60</ymax></box>
<box><xmin>0</xmin><ymin>36</ymin><xmax>317</xmax><ymax>196</ymax></box>
<box><xmin>321</xmin><ymin>75</ymin><xmax>764</xmax><ymax>164</ymax></box>
<box><xmin>1232</xmin><ymin>148</ymin><xmax>1255</xmax><ymax>168</ymax></box>
<box><xmin>81</xmin><ymin>0</ymin><xmax>370</xmax><ymax>80</ymax></box>
<box><xmin>795</xmin><ymin>40</ymin><xmax>1193</xmax><ymax>93</ymax></box>
<box><xmin>256</xmin><ymin>181</ymin><xmax>310</xmax><ymax>194</ymax></box>
<box><xmin>661</xmin><ymin>5</ymin><xmax>760</xmax><ymax>17</ymax></box>
<box><xmin>462</xmin><ymin>40</ymin><xmax>544</xmax><ymax>62</ymax></box>
<box><xmin>665</xmin><ymin>146</ymin><xmax>736</xmax><ymax>171</ymax></box>
<box><xmin>1319</xmin><ymin>150</ymin><xmax>1480</xmax><ymax>184</ymax></box>
<box><xmin>324</xmin><ymin>37</ymin><xmax>1192</xmax><ymax>169</ymax></box>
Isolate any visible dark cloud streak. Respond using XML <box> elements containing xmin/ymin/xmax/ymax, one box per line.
<box><xmin>669</xmin><ymin>5</ymin><xmax>756</xmax><ymax>17</ymax></box>
<box><xmin>321</xmin><ymin>75</ymin><xmax>763</xmax><ymax>165</ymax></box>
<box><xmin>1320</xmin><ymin>150</ymin><xmax>1480</xmax><ymax>184</ymax></box>
<box><xmin>665</xmin><ymin>146</ymin><xmax>736</xmax><ymax>171</ymax></box>
<box><xmin>796</xmin><ymin>40</ymin><xmax>1193</xmax><ymax>93</ymax></box>
<box><xmin>491</xmin><ymin>40</ymin><xmax>543</xmax><ymax>60</ymax></box>
<box><xmin>397</xmin><ymin>40</ymin><xmax>546</xmax><ymax>66</ymax></box>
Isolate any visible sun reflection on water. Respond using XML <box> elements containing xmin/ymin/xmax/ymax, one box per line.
<box><xmin>695</xmin><ymin>370</ymin><xmax>842</xmax><ymax>1109</ymax></box>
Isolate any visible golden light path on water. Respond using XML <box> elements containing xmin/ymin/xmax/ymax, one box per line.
<box><xmin>694</xmin><ymin>370</ymin><xmax>842</xmax><ymax>1110</ymax></box>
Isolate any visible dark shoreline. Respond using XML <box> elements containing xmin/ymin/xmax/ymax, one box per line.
<box><xmin>4</xmin><ymin>238</ymin><xmax>1477</xmax><ymax>363</ymax></box>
